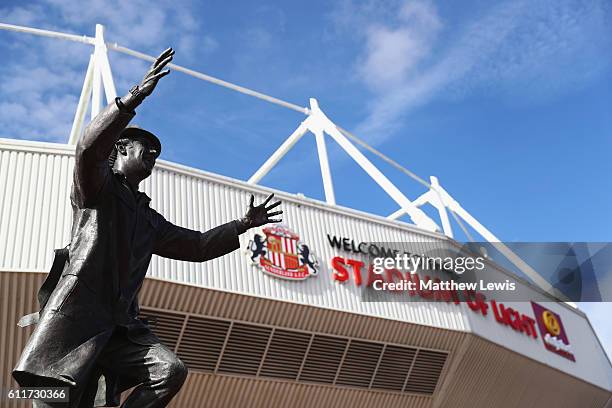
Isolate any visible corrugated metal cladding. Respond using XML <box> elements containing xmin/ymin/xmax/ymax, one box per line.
<box><xmin>0</xmin><ymin>272</ymin><xmax>45</xmax><ymax>408</ymax></box>
<box><xmin>0</xmin><ymin>139</ymin><xmax>469</xmax><ymax>331</ymax></box>
<box><xmin>137</xmin><ymin>279</ymin><xmax>467</xmax><ymax>351</ymax></box>
<box><xmin>434</xmin><ymin>335</ymin><xmax>611</xmax><ymax>408</ymax></box>
<box><xmin>2</xmin><ymin>273</ymin><xmax>609</xmax><ymax>408</ymax></box>
<box><xmin>171</xmin><ymin>374</ymin><xmax>433</xmax><ymax>408</ymax></box>
<box><xmin>1</xmin><ymin>272</ymin><xmax>449</xmax><ymax>408</ymax></box>
<box><xmin>0</xmin><ymin>141</ymin><xmax>74</xmax><ymax>271</ymax></box>
<box><xmin>137</xmin><ymin>307</ymin><xmax>448</xmax><ymax>395</ymax></box>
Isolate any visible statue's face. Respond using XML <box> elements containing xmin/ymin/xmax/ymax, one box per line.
<box><xmin>117</xmin><ymin>136</ymin><xmax>160</xmax><ymax>179</ymax></box>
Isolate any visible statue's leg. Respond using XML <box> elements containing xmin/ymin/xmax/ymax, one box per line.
<box><xmin>30</xmin><ymin>375</ymin><xmax>97</xmax><ymax>408</ymax></box>
<box><xmin>33</xmin><ymin>400</ymin><xmax>64</xmax><ymax>408</ymax></box>
<box><xmin>99</xmin><ymin>329</ymin><xmax>187</xmax><ymax>408</ymax></box>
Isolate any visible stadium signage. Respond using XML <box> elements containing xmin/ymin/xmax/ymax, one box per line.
<box><xmin>327</xmin><ymin>235</ymin><xmax>575</xmax><ymax>360</ymax></box>
<box><xmin>326</xmin><ymin>234</ymin><xmax>485</xmax><ymax>276</ymax></box>
<box><xmin>531</xmin><ymin>302</ymin><xmax>575</xmax><ymax>361</ymax></box>
<box><xmin>326</xmin><ymin>235</ymin><xmax>397</xmax><ymax>258</ymax></box>
<box><xmin>329</xmin><ymin>255</ymin><xmax>539</xmax><ymax>338</ymax></box>
<box><xmin>248</xmin><ymin>225</ymin><xmax>319</xmax><ymax>280</ymax></box>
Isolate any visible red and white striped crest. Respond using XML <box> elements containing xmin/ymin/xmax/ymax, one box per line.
<box><xmin>248</xmin><ymin>225</ymin><xmax>318</xmax><ymax>280</ymax></box>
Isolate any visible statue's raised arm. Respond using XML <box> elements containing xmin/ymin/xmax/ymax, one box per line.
<box><xmin>73</xmin><ymin>48</ymin><xmax>174</xmax><ymax>207</ymax></box>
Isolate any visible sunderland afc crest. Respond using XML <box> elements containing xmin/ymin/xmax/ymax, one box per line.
<box><xmin>248</xmin><ymin>224</ymin><xmax>318</xmax><ymax>280</ymax></box>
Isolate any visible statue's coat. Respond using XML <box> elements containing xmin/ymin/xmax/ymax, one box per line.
<box><xmin>13</xmin><ymin>101</ymin><xmax>240</xmax><ymax>406</ymax></box>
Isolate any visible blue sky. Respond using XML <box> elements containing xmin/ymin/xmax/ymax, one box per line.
<box><xmin>0</xmin><ymin>1</ymin><xmax>610</xmax><ymax>358</ymax></box>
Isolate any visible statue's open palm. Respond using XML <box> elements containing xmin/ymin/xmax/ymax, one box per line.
<box><xmin>242</xmin><ymin>193</ymin><xmax>283</xmax><ymax>229</ymax></box>
<box><xmin>139</xmin><ymin>48</ymin><xmax>174</xmax><ymax>96</ymax></box>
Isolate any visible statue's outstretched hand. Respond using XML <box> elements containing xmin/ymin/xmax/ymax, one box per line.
<box><xmin>239</xmin><ymin>193</ymin><xmax>283</xmax><ymax>231</ymax></box>
<box><xmin>138</xmin><ymin>47</ymin><xmax>174</xmax><ymax>97</ymax></box>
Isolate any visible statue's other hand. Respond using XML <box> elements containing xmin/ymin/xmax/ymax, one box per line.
<box><xmin>240</xmin><ymin>193</ymin><xmax>283</xmax><ymax>230</ymax></box>
<box><xmin>139</xmin><ymin>47</ymin><xmax>175</xmax><ymax>96</ymax></box>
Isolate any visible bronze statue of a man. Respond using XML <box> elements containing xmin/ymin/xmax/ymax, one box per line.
<box><xmin>13</xmin><ymin>48</ymin><xmax>282</xmax><ymax>407</ymax></box>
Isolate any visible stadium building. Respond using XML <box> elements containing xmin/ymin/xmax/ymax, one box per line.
<box><xmin>0</xmin><ymin>23</ymin><xmax>611</xmax><ymax>408</ymax></box>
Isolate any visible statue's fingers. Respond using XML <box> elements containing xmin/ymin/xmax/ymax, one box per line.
<box><xmin>159</xmin><ymin>47</ymin><xmax>173</xmax><ymax>57</ymax></box>
<box><xmin>156</xmin><ymin>47</ymin><xmax>174</xmax><ymax>65</ymax></box>
<box><xmin>262</xmin><ymin>193</ymin><xmax>274</xmax><ymax>206</ymax></box>
<box><xmin>249</xmin><ymin>194</ymin><xmax>255</xmax><ymax>208</ymax></box>
<box><xmin>149</xmin><ymin>70</ymin><xmax>171</xmax><ymax>82</ymax></box>
<box><xmin>153</xmin><ymin>55</ymin><xmax>174</xmax><ymax>74</ymax></box>
<box><xmin>265</xmin><ymin>200</ymin><xmax>281</xmax><ymax>211</ymax></box>
<box><xmin>267</xmin><ymin>210</ymin><xmax>282</xmax><ymax>217</ymax></box>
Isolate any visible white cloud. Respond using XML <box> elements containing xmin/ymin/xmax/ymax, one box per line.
<box><xmin>1</xmin><ymin>66</ymin><xmax>80</xmax><ymax>95</ymax></box>
<box><xmin>343</xmin><ymin>0</ymin><xmax>611</xmax><ymax>142</ymax></box>
<box><xmin>200</xmin><ymin>35</ymin><xmax>219</xmax><ymax>53</ymax></box>
<box><xmin>358</xmin><ymin>22</ymin><xmax>436</xmax><ymax>91</ymax></box>
<box><xmin>0</xmin><ymin>0</ymin><xmax>207</xmax><ymax>142</ymax></box>
<box><xmin>0</xmin><ymin>93</ymin><xmax>77</xmax><ymax>142</ymax></box>
<box><xmin>0</xmin><ymin>4</ymin><xmax>44</xmax><ymax>26</ymax></box>
<box><xmin>244</xmin><ymin>27</ymin><xmax>274</xmax><ymax>50</ymax></box>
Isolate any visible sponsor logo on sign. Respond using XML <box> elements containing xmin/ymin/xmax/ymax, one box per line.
<box><xmin>531</xmin><ymin>302</ymin><xmax>575</xmax><ymax>361</ymax></box>
<box><xmin>248</xmin><ymin>225</ymin><xmax>318</xmax><ymax>280</ymax></box>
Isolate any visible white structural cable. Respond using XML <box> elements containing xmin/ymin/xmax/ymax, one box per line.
<box><xmin>337</xmin><ymin>126</ymin><xmax>432</xmax><ymax>190</ymax></box>
<box><xmin>448</xmin><ymin>208</ymin><xmax>475</xmax><ymax>242</ymax></box>
<box><xmin>0</xmin><ymin>22</ymin><xmax>94</xmax><ymax>45</ymax></box>
<box><xmin>107</xmin><ymin>43</ymin><xmax>309</xmax><ymax>115</ymax></box>
<box><xmin>0</xmin><ymin>22</ymin><xmax>309</xmax><ymax>116</ymax></box>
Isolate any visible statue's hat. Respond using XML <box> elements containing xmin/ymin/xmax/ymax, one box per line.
<box><xmin>108</xmin><ymin>125</ymin><xmax>162</xmax><ymax>167</ymax></box>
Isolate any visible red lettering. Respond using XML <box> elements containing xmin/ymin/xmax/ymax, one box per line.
<box><xmin>331</xmin><ymin>257</ymin><xmax>365</xmax><ymax>285</ymax></box>
<box><xmin>508</xmin><ymin>308</ymin><xmax>522</xmax><ymax>331</ymax></box>
<box><xmin>331</xmin><ymin>257</ymin><xmax>349</xmax><ymax>282</ymax></box>
<box><xmin>466</xmin><ymin>290</ymin><xmax>489</xmax><ymax>316</ymax></box>
<box><xmin>521</xmin><ymin>315</ymin><xmax>538</xmax><ymax>339</ymax></box>
<box><xmin>491</xmin><ymin>300</ymin><xmax>504</xmax><ymax>323</ymax></box>
<box><xmin>384</xmin><ymin>268</ymin><xmax>404</xmax><ymax>292</ymax></box>
<box><xmin>490</xmin><ymin>301</ymin><xmax>536</xmax><ymax>339</ymax></box>
<box><xmin>432</xmin><ymin>278</ymin><xmax>457</xmax><ymax>303</ymax></box>
<box><xmin>346</xmin><ymin>259</ymin><xmax>365</xmax><ymax>286</ymax></box>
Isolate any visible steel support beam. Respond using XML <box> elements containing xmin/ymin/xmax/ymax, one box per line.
<box><xmin>308</xmin><ymin>99</ymin><xmax>335</xmax><ymax>205</ymax></box>
<box><xmin>309</xmin><ymin>101</ymin><xmax>439</xmax><ymax>232</ymax></box>
<box><xmin>68</xmin><ymin>54</ymin><xmax>94</xmax><ymax>145</ymax></box>
<box><xmin>248</xmin><ymin>122</ymin><xmax>309</xmax><ymax>184</ymax></box>
<box><xmin>434</xmin><ymin>181</ymin><xmax>561</xmax><ymax>296</ymax></box>
<box><xmin>430</xmin><ymin>176</ymin><xmax>453</xmax><ymax>238</ymax></box>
